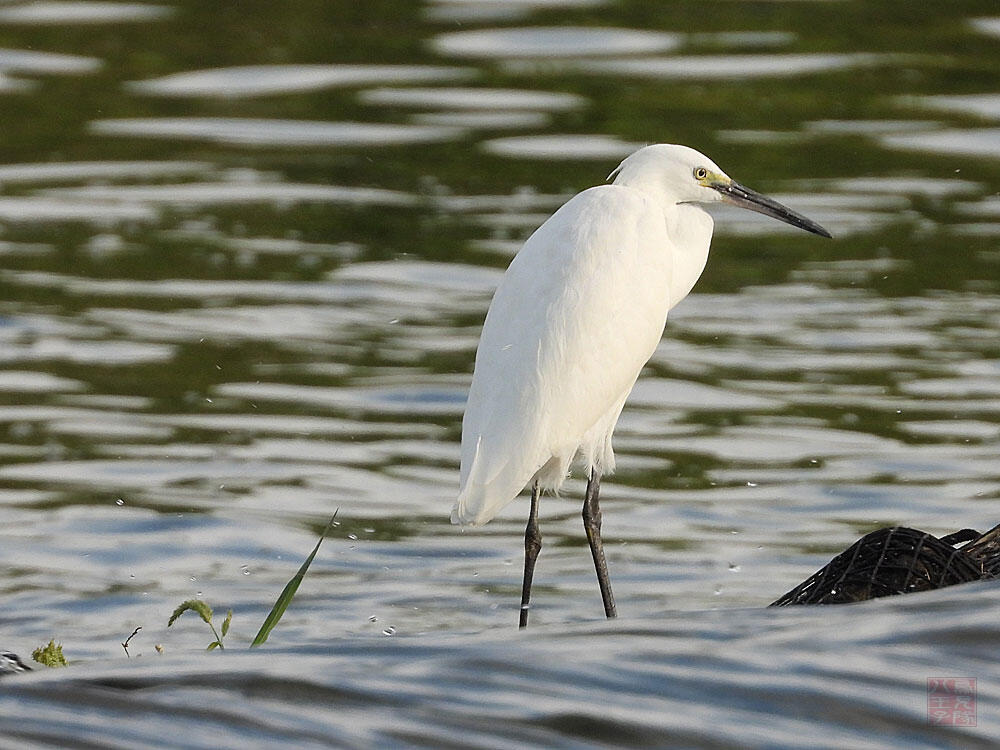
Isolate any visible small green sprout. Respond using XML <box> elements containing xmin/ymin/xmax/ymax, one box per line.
<box><xmin>167</xmin><ymin>599</ymin><xmax>232</xmax><ymax>651</ymax></box>
<box><xmin>32</xmin><ymin>640</ymin><xmax>67</xmax><ymax>668</ymax></box>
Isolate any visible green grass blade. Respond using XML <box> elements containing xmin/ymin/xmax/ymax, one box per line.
<box><xmin>251</xmin><ymin>512</ymin><xmax>338</xmax><ymax>648</ymax></box>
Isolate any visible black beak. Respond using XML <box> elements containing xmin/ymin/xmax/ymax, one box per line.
<box><xmin>713</xmin><ymin>181</ymin><xmax>832</xmax><ymax>238</ymax></box>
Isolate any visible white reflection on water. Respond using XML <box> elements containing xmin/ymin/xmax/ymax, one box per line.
<box><xmin>0</xmin><ymin>2</ymin><xmax>173</xmax><ymax>24</ymax></box>
<box><xmin>628</xmin><ymin>378</ymin><xmax>781</xmax><ymax>411</ymax></box>
<box><xmin>0</xmin><ymin>197</ymin><xmax>156</xmax><ymax>223</ymax></box>
<box><xmin>902</xmin><ymin>376</ymin><xmax>1000</xmax><ymax>398</ymax></box>
<box><xmin>902</xmin><ymin>93</ymin><xmax>1000</xmax><ymax>120</ymax></box>
<box><xmin>820</xmin><ymin>176</ymin><xmax>983</xmax><ymax>198</ymax></box>
<box><xmin>881</xmin><ymin>128</ymin><xmax>1000</xmax><ymax>158</ymax></box>
<box><xmin>0</xmin><ymin>47</ymin><xmax>101</xmax><ymax>74</ymax></box>
<box><xmin>432</xmin><ymin>26</ymin><xmax>682</xmax><ymax>58</ymax></box>
<box><xmin>215</xmin><ymin>382</ymin><xmax>466</xmax><ymax>417</ymax></box>
<box><xmin>900</xmin><ymin>420</ymin><xmax>1000</xmax><ymax>440</ymax></box>
<box><xmin>88</xmin><ymin>305</ymin><xmax>380</xmax><ymax>344</ymax></box>
<box><xmin>0</xmin><ymin>337</ymin><xmax>175</xmax><ymax>364</ymax></box>
<box><xmin>0</xmin><ymin>371</ymin><xmax>84</xmax><ymax>393</ymax></box>
<box><xmin>465</xmin><ymin>209</ymin><xmax>554</xmax><ymax>232</ymax></box>
<box><xmin>358</xmin><ymin>86</ymin><xmax>586</xmax><ymax>111</ymax></box>
<box><xmin>157</xmin><ymin>229</ymin><xmax>364</xmax><ymax>261</ymax></box>
<box><xmin>512</xmin><ymin>53</ymin><xmax>888</xmax><ymax>79</ymax></box>
<box><xmin>482</xmin><ymin>133</ymin><xmax>642</xmax><ymax>159</ymax></box>
<box><xmin>0</xmin><ymin>241</ymin><xmax>53</xmax><ymax>256</ymax></box>
<box><xmin>805</xmin><ymin>118</ymin><xmax>943</xmax><ymax>135</ymax></box>
<box><xmin>971</xmin><ymin>16</ymin><xmax>1000</xmax><ymax>38</ymax></box>
<box><xmin>0</xmin><ymin>160</ymin><xmax>211</xmax><ymax>184</ymax></box>
<box><xmin>43</xmin><ymin>181</ymin><xmax>418</xmax><ymax>208</ymax></box>
<box><xmin>332</xmin><ymin>259</ymin><xmax>503</xmax><ymax>295</ymax></box>
<box><xmin>466</xmin><ymin>238</ymin><xmax>524</xmax><ymax>257</ymax></box>
<box><xmin>0</xmin><ymin>71</ymin><xmax>31</xmax><ymax>92</ymax></box>
<box><xmin>718</xmin><ymin>118</ymin><xmax>951</xmax><ymax>148</ymax></box>
<box><xmin>434</xmin><ymin>191</ymin><xmax>565</xmax><ymax>213</ymax></box>
<box><xmin>637</xmin><ymin>424</ymin><xmax>897</xmax><ymax>464</ymax></box>
<box><xmin>48</xmin><ymin>419</ymin><xmax>173</xmax><ymax>441</ymax></box>
<box><xmin>90</xmin><ymin>118</ymin><xmax>465</xmax><ymax>147</ymax></box>
<box><xmin>955</xmin><ymin>196</ymin><xmax>1000</xmax><ymax>218</ymax></box>
<box><xmin>425</xmin><ymin>0</ymin><xmax>609</xmax><ymax>24</ymax></box>
<box><xmin>357</xmin><ymin>86</ymin><xmax>586</xmax><ymax>131</ymax></box>
<box><xmin>127</xmin><ymin>64</ymin><xmax>475</xmax><ymax>98</ymax></box>
<box><xmin>139</xmin><ymin>413</ymin><xmax>445</xmax><ymax>438</ymax></box>
<box><xmin>0</xmin><ymin>457</ymin><xmax>332</xmax><ymax>487</ymax></box>
<box><xmin>2</xmin><ymin>271</ymin><xmax>368</xmax><ymax>303</ymax></box>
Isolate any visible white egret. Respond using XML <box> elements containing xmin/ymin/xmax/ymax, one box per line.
<box><xmin>452</xmin><ymin>143</ymin><xmax>831</xmax><ymax>627</ymax></box>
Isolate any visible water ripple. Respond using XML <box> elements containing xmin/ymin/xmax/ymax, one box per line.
<box><xmin>127</xmin><ymin>64</ymin><xmax>474</xmax><ymax>98</ymax></box>
<box><xmin>90</xmin><ymin>118</ymin><xmax>466</xmax><ymax>147</ymax></box>
<box><xmin>432</xmin><ymin>26</ymin><xmax>682</xmax><ymax>58</ymax></box>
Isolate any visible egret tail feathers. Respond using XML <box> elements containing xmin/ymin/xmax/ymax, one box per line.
<box><xmin>453</xmin><ymin>443</ymin><xmax>541</xmax><ymax>526</ymax></box>
<box><xmin>452</xmin><ymin>479</ymin><xmax>515</xmax><ymax>526</ymax></box>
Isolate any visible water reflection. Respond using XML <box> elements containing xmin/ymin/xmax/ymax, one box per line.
<box><xmin>822</xmin><ymin>176</ymin><xmax>982</xmax><ymax>198</ymax></box>
<box><xmin>531</xmin><ymin>52</ymin><xmax>890</xmax><ymax>79</ymax></box>
<box><xmin>45</xmin><ymin>180</ymin><xmax>418</xmax><ymax>207</ymax></box>
<box><xmin>0</xmin><ymin>160</ymin><xmax>211</xmax><ymax>184</ymax></box>
<box><xmin>0</xmin><ymin>2</ymin><xmax>173</xmax><ymax>24</ymax></box>
<box><xmin>0</xmin><ymin>197</ymin><xmax>156</xmax><ymax>223</ymax></box>
<box><xmin>357</xmin><ymin>86</ymin><xmax>586</xmax><ymax>111</ymax></box>
<box><xmin>0</xmin><ymin>47</ymin><xmax>101</xmax><ymax>74</ymax></box>
<box><xmin>425</xmin><ymin>0</ymin><xmax>610</xmax><ymax>24</ymax></box>
<box><xmin>128</xmin><ymin>64</ymin><xmax>475</xmax><ymax>98</ymax></box>
<box><xmin>971</xmin><ymin>17</ymin><xmax>1000</xmax><ymax>37</ymax></box>
<box><xmin>431</xmin><ymin>26</ymin><xmax>682</xmax><ymax>57</ymax></box>
<box><xmin>881</xmin><ymin>128</ymin><xmax>1000</xmax><ymax>158</ymax></box>
<box><xmin>482</xmin><ymin>133</ymin><xmax>641</xmax><ymax>158</ymax></box>
<box><xmin>805</xmin><ymin>119</ymin><xmax>943</xmax><ymax>135</ymax></box>
<box><xmin>90</xmin><ymin>117</ymin><xmax>465</xmax><ymax>147</ymax></box>
<box><xmin>905</xmin><ymin>93</ymin><xmax>1000</xmax><ymax>120</ymax></box>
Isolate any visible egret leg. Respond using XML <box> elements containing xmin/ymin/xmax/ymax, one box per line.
<box><xmin>582</xmin><ymin>468</ymin><xmax>617</xmax><ymax>619</ymax></box>
<box><xmin>519</xmin><ymin>480</ymin><xmax>542</xmax><ymax>629</ymax></box>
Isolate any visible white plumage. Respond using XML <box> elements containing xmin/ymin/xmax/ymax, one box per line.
<box><xmin>451</xmin><ymin>143</ymin><xmax>830</xmax><ymax>624</ymax></box>
<box><xmin>454</xmin><ymin>144</ymin><xmax>717</xmax><ymax>526</ymax></box>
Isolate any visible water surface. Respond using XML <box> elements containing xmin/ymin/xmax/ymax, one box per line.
<box><xmin>0</xmin><ymin>1</ymin><xmax>999</xmax><ymax>746</ymax></box>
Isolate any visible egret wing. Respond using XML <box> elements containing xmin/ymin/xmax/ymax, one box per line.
<box><xmin>454</xmin><ymin>185</ymin><xmax>674</xmax><ymax>525</ymax></box>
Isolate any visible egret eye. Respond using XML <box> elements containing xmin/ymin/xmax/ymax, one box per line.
<box><xmin>693</xmin><ymin>167</ymin><xmax>708</xmax><ymax>180</ymax></box>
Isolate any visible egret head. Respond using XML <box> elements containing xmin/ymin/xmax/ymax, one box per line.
<box><xmin>611</xmin><ymin>144</ymin><xmax>832</xmax><ymax>238</ymax></box>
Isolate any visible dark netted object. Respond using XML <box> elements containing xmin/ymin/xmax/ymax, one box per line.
<box><xmin>961</xmin><ymin>524</ymin><xmax>1000</xmax><ymax>579</ymax></box>
<box><xmin>771</xmin><ymin>524</ymin><xmax>1000</xmax><ymax>606</ymax></box>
